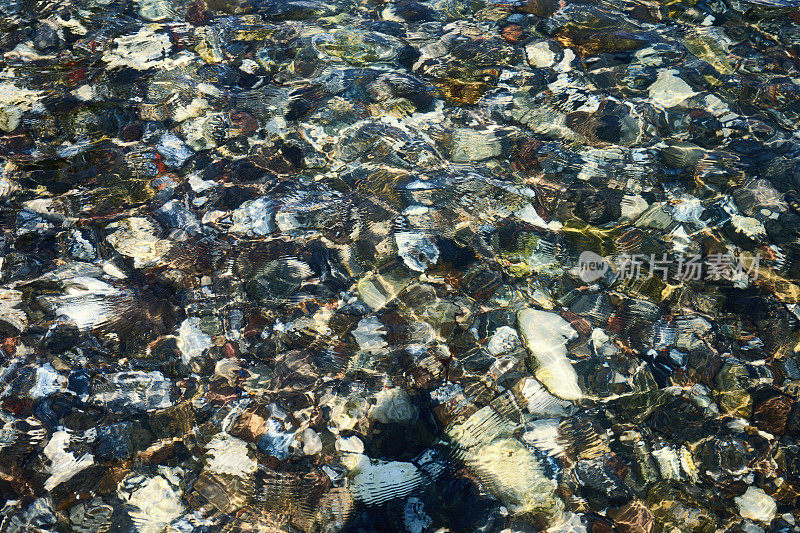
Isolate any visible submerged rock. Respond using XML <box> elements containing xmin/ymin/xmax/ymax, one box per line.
<box><xmin>734</xmin><ymin>487</ymin><xmax>777</xmax><ymax>524</ymax></box>
<box><xmin>518</xmin><ymin>309</ymin><xmax>582</xmax><ymax>400</ymax></box>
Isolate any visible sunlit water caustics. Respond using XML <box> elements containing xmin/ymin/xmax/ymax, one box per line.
<box><xmin>1</xmin><ymin>0</ymin><xmax>800</xmax><ymax>530</ymax></box>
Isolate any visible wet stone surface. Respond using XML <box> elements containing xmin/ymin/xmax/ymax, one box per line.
<box><xmin>2</xmin><ymin>0</ymin><xmax>800</xmax><ymax>530</ymax></box>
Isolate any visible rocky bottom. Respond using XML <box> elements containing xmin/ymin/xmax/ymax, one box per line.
<box><xmin>1</xmin><ymin>0</ymin><xmax>800</xmax><ymax>530</ymax></box>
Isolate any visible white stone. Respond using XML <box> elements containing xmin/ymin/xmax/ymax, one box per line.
<box><xmin>368</xmin><ymin>388</ymin><xmax>416</xmax><ymax>423</ymax></box>
<box><xmin>156</xmin><ymin>132</ymin><xmax>193</xmax><ymax>168</ymax></box>
<box><xmin>0</xmin><ymin>83</ymin><xmax>42</xmax><ymax>132</ymax></box>
<box><xmin>56</xmin><ymin>276</ymin><xmax>121</xmax><ymax>329</ymax></box>
<box><xmin>105</xmin><ymin>217</ymin><xmax>172</xmax><ymax>268</ymax></box>
<box><xmin>230</xmin><ymin>197</ymin><xmax>276</xmax><ymax>236</ymax></box>
<box><xmin>0</xmin><ymin>288</ymin><xmax>27</xmax><ymax>332</ymax></box>
<box><xmin>91</xmin><ymin>371</ymin><xmax>172</xmax><ymax>411</ymax></box>
<box><xmin>396</xmin><ymin>232</ymin><xmax>439</xmax><ymax>272</ymax></box>
<box><xmin>547</xmin><ymin>511</ymin><xmax>588</xmax><ymax>533</ymax></box>
<box><xmin>515</xmin><ymin>204</ymin><xmax>562</xmax><ymax>231</ymax></box>
<box><xmin>302</xmin><ymin>428</ymin><xmax>323</xmax><ymax>455</ymax></box>
<box><xmin>517</xmin><ymin>309</ymin><xmax>582</xmax><ymax>400</ymax></box>
<box><xmin>326</xmin><ymin>394</ymin><xmax>370</xmax><ymax>431</ymax></box>
<box><xmin>467</xmin><ymin>438</ymin><xmax>561</xmax><ymax>516</ymax></box>
<box><xmin>620</xmin><ymin>194</ymin><xmax>649</xmax><ymax>221</ymax></box>
<box><xmin>730</xmin><ymin>214</ymin><xmax>767</xmax><ymax>240</ymax></box>
<box><xmin>349</xmin><ymin>458</ymin><xmax>425</xmax><ymax>506</ymax></box>
<box><xmin>30</xmin><ymin>363</ymin><xmax>67</xmax><ymax>399</ymax></box>
<box><xmin>119</xmin><ymin>470</ymin><xmax>184</xmax><ymax>533</ymax></box>
<box><xmin>487</xmin><ymin>326</ymin><xmax>521</xmax><ymax>356</ymax></box>
<box><xmin>177</xmin><ymin>318</ymin><xmax>212</xmax><ymax>364</ymax></box>
<box><xmin>102</xmin><ymin>261</ymin><xmax>128</xmax><ymax>279</ymax></box>
<box><xmin>335</xmin><ymin>435</ymin><xmax>365</xmax><ymax>454</ymax></box>
<box><xmin>651</xmin><ymin>443</ymin><xmax>681</xmax><ymax>480</ymax></box>
<box><xmin>447</xmin><ymin>405</ymin><xmax>518</xmax><ymax>449</ymax></box>
<box><xmin>518</xmin><ymin>378</ymin><xmax>575</xmax><ymax>418</ymax></box>
<box><xmin>526</xmin><ymin>41</ymin><xmax>556</xmax><ymax>68</ymax></box>
<box><xmin>137</xmin><ymin>0</ymin><xmax>175</xmax><ymax>21</ymax></box>
<box><xmin>357</xmin><ymin>277</ymin><xmax>389</xmax><ymax>310</ymax></box>
<box><xmin>735</xmin><ymin>487</ymin><xmax>776</xmax><ymax>523</ymax></box>
<box><xmin>43</xmin><ymin>429</ymin><xmax>94</xmax><ymax>491</ymax></box>
<box><xmin>451</xmin><ymin>128</ymin><xmax>503</xmax><ymax>162</ymax></box>
<box><xmin>555</xmin><ymin>49</ymin><xmax>576</xmax><ymax>73</ymax></box>
<box><xmin>102</xmin><ymin>28</ymin><xmax>171</xmax><ymax>70</ymax></box>
<box><xmin>183</xmin><ymin>113</ymin><xmax>222</xmax><ymax>151</ymax></box>
<box><xmin>205</xmin><ymin>432</ymin><xmax>258</xmax><ymax>477</ymax></box>
<box><xmin>352</xmin><ymin>316</ymin><xmax>388</xmax><ymax>354</ymax></box>
<box><xmin>522</xmin><ymin>418</ymin><xmax>564</xmax><ymax>456</ymax></box>
<box><xmin>188</xmin><ymin>173</ymin><xmax>215</xmax><ymax>193</ymax></box>
<box><xmin>649</xmin><ymin>69</ymin><xmax>697</xmax><ymax>108</ymax></box>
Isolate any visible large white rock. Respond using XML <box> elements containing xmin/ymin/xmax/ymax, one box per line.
<box><xmin>517</xmin><ymin>309</ymin><xmax>582</xmax><ymax>400</ymax></box>
<box><xmin>368</xmin><ymin>388</ymin><xmax>416</xmax><ymax>423</ymax></box>
<box><xmin>0</xmin><ymin>83</ymin><xmax>42</xmax><ymax>132</ymax></box>
<box><xmin>336</xmin><ymin>435</ymin><xmax>365</xmax><ymax>454</ymax></box>
<box><xmin>0</xmin><ymin>288</ymin><xmax>27</xmax><ymax>333</ymax></box>
<box><xmin>105</xmin><ymin>217</ymin><xmax>172</xmax><ymax>268</ymax></box>
<box><xmin>137</xmin><ymin>0</ymin><xmax>176</xmax><ymax>21</ymax></box>
<box><xmin>446</xmin><ymin>407</ymin><xmax>565</xmax><ymax>523</ymax></box>
<box><xmin>447</xmin><ymin>405</ymin><xmax>517</xmax><ymax>449</ymax></box>
<box><xmin>522</xmin><ymin>418</ymin><xmax>564</xmax><ymax>456</ymax></box>
<box><xmin>102</xmin><ymin>28</ymin><xmax>172</xmax><ymax>70</ymax></box>
<box><xmin>516</xmin><ymin>377</ymin><xmax>576</xmax><ymax>418</ymax></box>
<box><xmin>526</xmin><ymin>41</ymin><xmax>556</xmax><ymax>68</ymax></box>
<box><xmin>348</xmin><ymin>456</ymin><xmax>425</xmax><ymax>506</ymax></box>
<box><xmin>396</xmin><ymin>232</ymin><xmax>439</xmax><ymax>272</ymax></box>
<box><xmin>302</xmin><ymin>428</ymin><xmax>323</xmax><ymax>455</ymax></box>
<box><xmin>487</xmin><ymin>326</ymin><xmax>521</xmax><ymax>356</ymax></box>
<box><xmin>119</xmin><ymin>469</ymin><xmax>184</xmax><ymax>533</ymax></box>
<box><xmin>30</xmin><ymin>363</ymin><xmax>67</xmax><ymax>399</ymax></box>
<box><xmin>177</xmin><ymin>318</ymin><xmax>212</xmax><ymax>363</ymax></box>
<box><xmin>205</xmin><ymin>432</ymin><xmax>257</xmax><ymax>478</ymax></box>
<box><xmin>467</xmin><ymin>438</ymin><xmax>562</xmax><ymax>517</ymax></box>
<box><xmin>352</xmin><ymin>316</ymin><xmax>388</xmax><ymax>354</ymax></box>
<box><xmin>649</xmin><ymin>69</ymin><xmax>697</xmax><ymax>108</ymax></box>
<box><xmin>735</xmin><ymin>487</ymin><xmax>777</xmax><ymax>523</ymax></box>
<box><xmin>55</xmin><ymin>276</ymin><xmax>121</xmax><ymax>329</ymax></box>
<box><xmin>229</xmin><ymin>197</ymin><xmax>276</xmax><ymax>236</ymax></box>
<box><xmin>43</xmin><ymin>429</ymin><xmax>94</xmax><ymax>491</ymax></box>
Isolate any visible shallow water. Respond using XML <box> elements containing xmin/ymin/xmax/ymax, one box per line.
<box><xmin>1</xmin><ymin>0</ymin><xmax>800</xmax><ymax>530</ymax></box>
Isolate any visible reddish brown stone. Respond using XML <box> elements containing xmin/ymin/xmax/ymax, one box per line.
<box><xmin>604</xmin><ymin>452</ymin><xmax>629</xmax><ymax>478</ymax></box>
<box><xmin>186</xmin><ymin>0</ymin><xmax>212</xmax><ymax>25</ymax></box>
<box><xmin>608</xmin><ymin>499</ymin><xmax>655</xmax><ymax>533</ymax></box>
<box><xmin>754</xmin><ymin>395</ymin><xmax>794</xmax><ymax>435</ymax></box>
<box><xmin>229</xmin><ymin>409</ymin><xmax>268</xmax><ymax>442</ymax></box>
<box><xmin>1</xmin><ymin>133</ymin><xmax>32</xmax><ymax>153</ymax></box>
<box><xmin>1</xmin><ymin>336</ymin><xmax>19</xmax><ymax>357</ymax></box>
<box><xmin>223</xmin><ymin>341</ymin><xmax>239</xmax><ymax>358</ymax></box>
<box><xmin>2</xmin><ymin>397</ymin><xmax>33</xmax><ymax>416</ymax></box>
<box><xmin>67</xmin><ymin>67</ymin><xmax>87</xmax><ymax>86</ymax></box>
<box><xmin>120</xmin><ymin>121</ymin><xmax>144</xmax><ymax>142</ymax></box>
<box><xmin>229</xmin><ymin>110</ymin><xmax>259</xmax><ymax>137</ymax></box>
<box><xmin>139</xmin><ymin>439</ymin><xmax>189</xmax><ymax>465</ymax></box>
<box><xmin>590</xmin><ymin>519</ymin><xmax>613</xmax><ymax>533</ymax></box>
<box><xmin>513</xmin><ymin>138</ymin><xmax>543</xmax><ymax>173</ymax></box>
<box><xmin>500</xmin><ymin>24</ymin><xmax>523</xmax><ymax>44</ymax></box>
